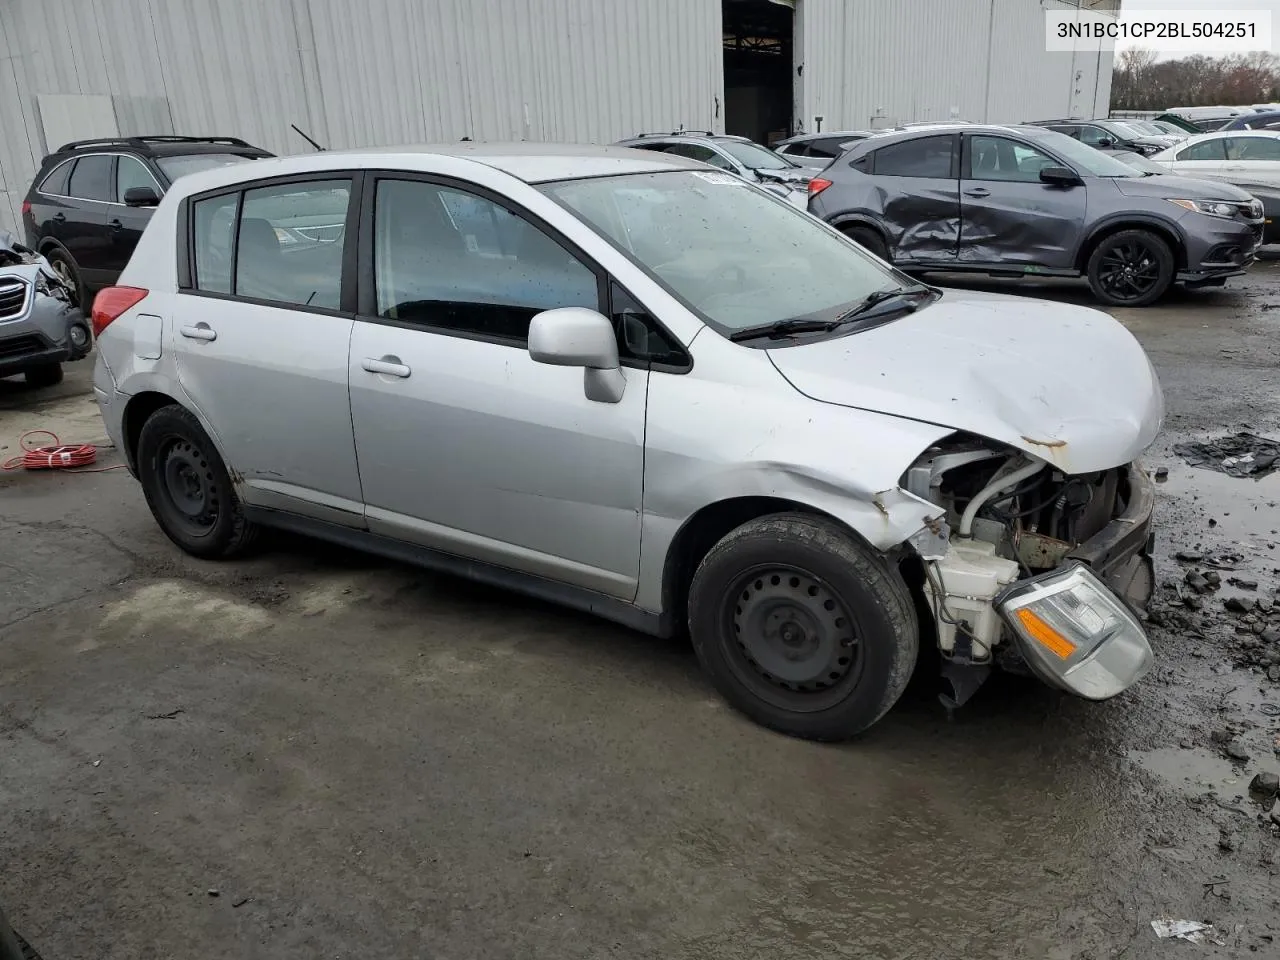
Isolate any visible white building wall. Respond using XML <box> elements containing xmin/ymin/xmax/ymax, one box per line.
<box><xmin>797</xmin><ymin>0</ymin><xmax>1116</xmax><ymax>133</ymax></box>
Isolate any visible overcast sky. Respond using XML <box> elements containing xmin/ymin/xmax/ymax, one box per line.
<box><xmin>1112</xmin><ymin>0</ymin><xmax>1280</xmax><ymax>57</ymax></box>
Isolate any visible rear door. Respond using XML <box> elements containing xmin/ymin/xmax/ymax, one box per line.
<box><xmin>866</xmin><ymin>133</ymin><xmax>959</xmax><ymax>263</ymax></box>
<box><xmin>104</xmin><ymin>154</ymin><xmax>161</xmax><ymax>276</ymax></box>
<box><xmin>1223</xmin><ymin>134</ymin><xmax>1280</xmax><ymax>187</ymax></box>
<box><xmin>61</xmin><ymin>154</ymin><xmax>114</xmax><ymax>286</ymax></box>
<box><xmin>958</xmin><ymin>133</ymin><xmax>1084</xmax><ymax>268</ymax></box>
<box><xmin>173</xmin><ymin>174</ymin><xmax>363</xmax><ymax>524</ymax></box>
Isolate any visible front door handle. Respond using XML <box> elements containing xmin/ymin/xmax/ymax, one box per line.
<box><xmin>108</xmin><ymin>218</ymin><xmax>123</xmax><ymax>231</ymax></box>
<box><xmin>963</xmin><ymin>187</ymin><xmax>991</xmax><ymax>198</ymax></box>
<box><xmin>179</xmin><ymin>323</ymin><xmax>217</xmax><ymax>342</ymax></box>
<box><xmin>362</xmin><ymin>355</ymin><xmax>411</xmax><ymax>378</ymax></box>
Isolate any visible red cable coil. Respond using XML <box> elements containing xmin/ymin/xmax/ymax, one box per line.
<box><xmin>1</xmin><ymin>430</ymin><xmax>123</xmax><ymax>472</ymax></box>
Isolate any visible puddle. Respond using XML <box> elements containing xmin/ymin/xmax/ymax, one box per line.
<box><xmin>1130</xmin><ymin>746</ymin><xmax>1245</xmax><ymax>798</ymax></box>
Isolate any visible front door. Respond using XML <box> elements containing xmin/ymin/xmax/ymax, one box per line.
<box><xmin>866</xmin><ymin>133</ymin><xmax>959</xmax><ymax>263</ymax></box>
<box><xmin>958</xmin><ymin>134</ymin><xmax>1086</xmax><ymax>268</ymax></box>
<box><xmin>174</xmin><ymin>176</ymin><xmax>362</xmax><ymax>523</ymax></box>
<box><xmin>347</xmin><ymin>175</ymin><xmax>646</xmax><ymax>599</ymax></box>
<box><xmin>104</xmin><ymin>154</ymin><xmax>160</xmax><ymax>278</ymax></box>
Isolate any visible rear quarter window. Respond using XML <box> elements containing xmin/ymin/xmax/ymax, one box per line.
<box><xmin>38</xmin><ymin>159</ymin><xmax>75</xmax><ymax>196</ymax></box>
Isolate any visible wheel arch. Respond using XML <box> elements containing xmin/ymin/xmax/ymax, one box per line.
<box><xmin>120</xmin><ymin>390</ymin><xmax>184</xmax><ymax>473</ymax></box>
<box><xmin>1075</xmin><ymin>215</ymin><xmax>1186</xmax><ymax>272</ymax></box>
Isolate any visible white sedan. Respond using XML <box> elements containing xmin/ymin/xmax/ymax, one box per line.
<box><xmin>1150</xmin><ymin>129</ymin><xmax>1280</xmax><ymax>187</ymax></box>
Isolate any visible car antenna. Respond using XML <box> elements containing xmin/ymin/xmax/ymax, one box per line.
<box><xmin>290</xmin><ymin>123</ymin><xmax>326</xmax><ymax>151</ymax></box>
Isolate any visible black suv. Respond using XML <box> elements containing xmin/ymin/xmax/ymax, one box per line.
<box><xmin>1023</xmin><ymin>119</ymin><xmax>1177</xmax><ymax>157</ymax></box>
<box><xmin>22</xmin><ymin>135</ymin><xmax>272</xmax><ymax>305</ymax></box>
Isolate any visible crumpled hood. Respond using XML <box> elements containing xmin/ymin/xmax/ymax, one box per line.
<box><xmin>1112</xmin><ymin>174</ymin><xmax>1255</xmax><ymax>202</ymax></box>
<box><xmin>766</xmin><ymin>289</ymin><xmax>1164</xmax><ymax>474</ymax></box>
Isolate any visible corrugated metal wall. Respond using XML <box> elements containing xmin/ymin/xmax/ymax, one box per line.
<box><xmin>0</xmin><ymin>0</ymin><xmax>1110</xmax><ymax>236</ymax></box>
<box><xmin>797</xmin><ymin>0</ymin><xmax>1115</xmax><ymax>132</ymax></box>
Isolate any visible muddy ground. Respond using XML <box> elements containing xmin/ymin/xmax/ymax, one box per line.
<box><xmin>2</xmin><ymin>267</ymin><xmax>1280</xmax><ymax>960</ymax></box>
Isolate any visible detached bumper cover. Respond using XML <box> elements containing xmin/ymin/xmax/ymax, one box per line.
<box><xmin>1066</xmin><ymin>463</ymin><xmax>1155</xmax><ymax>614</ymax></box>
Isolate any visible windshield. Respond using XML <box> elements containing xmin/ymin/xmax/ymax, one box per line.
<box><xmin>1126</xmin><ymin>121</ymin><xmax>1163</xmax><ymax>136</ymax></box>
<box><xmin>542</xmin><ymin>171</ymin><xmax>903</xmax><ymax>332</ymax></box>
<box><xmin>716</xmin><ymin>140</ymin><xmax>795</xmax><ymax>170</ymax></box>
<box><xmin>156</xmin><ymin>153</ymin><xmax>258</xmax><ymax>182</ymax></box>
<box><xmin>1101</xmin><ymin>120</ymin><xmax>1144</xmax><ymax>139</ymax></box>
<box><xmin>1028</xmin><ymin>129</ymin><xmax>1143</xmax><ymax>177</ymax></box>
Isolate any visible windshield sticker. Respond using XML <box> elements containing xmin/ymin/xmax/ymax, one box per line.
<box><xmin>691</xmin><ymin>171</ymin><xmax>745</xmax><ymax>185</ymax></box>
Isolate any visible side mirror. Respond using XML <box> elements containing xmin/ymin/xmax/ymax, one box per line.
<box><xmin>123</xmin><ymin>186</ymin><xmax>161</xmax><ymax>207</ymax></box>
<box><xmin>528</xmin><ymin>307</ymin><xmax>625</xmax><ymax>403</ymax></box>
<box><xmin>1096</xmin><ymin>137</ymin><xmax>1115</xmax><ymax>148</ymax></box>
<box><xmin>1040</xmin><ymin>165</ymin><xmax>1082</xmax><ymax>187</ymax></box>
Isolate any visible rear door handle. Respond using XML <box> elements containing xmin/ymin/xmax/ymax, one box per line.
<box><xmin>362</xmin><ymin>356</ymin><xmax>411</xmax><ymax>378</ymax></box>
<box><xmin>52</xmin><ymin>212</ymin><xmax>66</xmax><ymax>223</ymax></box>
<box><xmin>963</xmin><ymin>187</ymin><xmax>991</xmax><ymax>198</ymax></box>
<box><xmin>179</xmin><ymin>323</ymin><xmax>217</xmax><ymax>342</ymax></box>
<box><xmin>108</xmin><ymin>218</ymin><xmax>123</xmax><ymax>231</ymax></box>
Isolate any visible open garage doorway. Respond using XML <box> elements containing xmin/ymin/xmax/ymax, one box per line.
<box><xmin>722</xmin><ymin>0</ymin><xmax>796</xmax><ymax>145</ymax></box>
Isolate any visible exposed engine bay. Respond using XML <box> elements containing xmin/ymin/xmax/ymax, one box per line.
<box><xmin>902</xmin><ymin>433</ymin><xmax>1154</xmax><ymax>705</ymax></box>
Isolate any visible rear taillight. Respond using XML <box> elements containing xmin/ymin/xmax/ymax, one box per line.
<box><xmin>808</xmin><ymin>177</ymin><xmax>833</xmax><ymax>197</ymax></box>
<box><xmin>91</xmin><ymin>286</ymin><xmax>148</xmax><ymax>336</ymax></box>
<box><xmin>20</xmin><ymin>200</ymin><xmax>31</xmax><ymax>217</ymax></box>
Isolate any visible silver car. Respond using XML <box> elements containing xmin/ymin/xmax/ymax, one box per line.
<box><xmin>92</xmin><ymin>144</ymin><xmax>1162</xmax><ymax>740</ymax></box>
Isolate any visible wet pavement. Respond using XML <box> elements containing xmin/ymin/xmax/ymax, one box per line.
<box><xmin>3</xmin><ymin>266</ymin><xmax>1280</xmax><ymax>959</ymax></box>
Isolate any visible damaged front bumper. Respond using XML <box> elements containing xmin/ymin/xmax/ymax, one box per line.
<box><xmin>925</xmin><ymin>464</ymin><xmax>1156</xmax><ymax>702</ymax></box>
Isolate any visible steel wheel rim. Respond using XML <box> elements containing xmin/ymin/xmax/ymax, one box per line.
<box><xmin>1097</xmin><ymin>240</ymin><xmax>1161</xmax><ymax>300</ymax></box>
<box><xmin>721</xmin><ymin>564</ymin><xmax>862</xmax><ymax>712</ymax></box>
<box><xmin>156</xmin><ymin>438</ymin><xmax>219</xmax><ymax>536</ymax></box>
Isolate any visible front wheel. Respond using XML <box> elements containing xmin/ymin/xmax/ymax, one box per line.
<box><xmin>1086</xmin><ymin>229</ymin><xmax>1175</xmax><ymax>307</ymax></box>
<box><xmin>687</xmin><ymin>513</ymin><xmax>919</xmax><ymax>741</ymax></box>
<box><xmin>136</xmin><ymin>404</ymin><xmax>259</xmax><ymax>559</ymax></box>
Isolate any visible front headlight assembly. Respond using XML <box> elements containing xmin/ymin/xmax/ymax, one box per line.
<box><xmin>997</xmin><ymin>563</ymin><xmax>1153</xmax><ymax>700</ymax></box>
<box><xmin>1167</xmin><ymin>198</ymin><xmax>1240</xmax><ymax>219</ymax></box>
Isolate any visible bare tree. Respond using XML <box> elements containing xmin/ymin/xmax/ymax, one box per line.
<box><xmin>1113</xmin><ymin>51</ymin><xmax>1280</xmax><ymax>110</ymax></box>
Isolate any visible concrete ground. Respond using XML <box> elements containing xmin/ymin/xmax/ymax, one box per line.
<box><xmin>3</xmin><ymin>267</ymin><xmax>1280</xmax><ymax>959</ymax></box>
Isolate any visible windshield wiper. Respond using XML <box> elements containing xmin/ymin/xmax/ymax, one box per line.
<box><xmin>831</xmin><ymin>285</ymin><xmax>933</xmax><ymax>323</ymax></box>
<box><xmin>728</xmin><ymin>287</ymin><xmax>934</xmax><ymax>343</ymax></box>
<box><xmin>728</xmin><ymin>317</ymin><xmax>839</xmax><ymax>342</ymax></box>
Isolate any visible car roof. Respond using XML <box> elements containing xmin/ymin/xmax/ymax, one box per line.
<box><xmin>163</xmin><ymin>142</ymin><xmax>703</xmax><ymax>196</ymax></box>
<box><xmin>45</xmin><ymin>135</ymin><xmax>270</xmax><ymax>162</ymax></box>
<box><xmin>775</xmin><ymin>131</ymin><xmax>871</xmax><ymax>145</ymax></box>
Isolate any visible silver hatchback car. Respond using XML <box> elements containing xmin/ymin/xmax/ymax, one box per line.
<box><xmin>92</xmin><ymin>144</ymin><xmax>1162</xmax><ymax>741</ymax></box>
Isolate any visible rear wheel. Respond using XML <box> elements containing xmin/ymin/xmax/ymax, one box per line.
<box><xmin>1086</xmin><ymin>229</ymin><xmax>1175</xmax><ymax>307</ymax></box>
<box><xmin>687</xmin><ymin>513</ymin><xmax>918</xmax><ymax>741</ymax></box>
<box><xmin>136</xmin><ymin>404</ymin><xmax>259</xmax><ymax>559</ymax></box>
<box><xmin>23</xmin><ymin>363</ymin><xmax>62</xmax><ymax>388</ymax></box>
<box><xmin>44</xmin><ymin>248</ymin><xmax>85</xmax><ymax>308</ymax></box>
<box><xmin>844</xmin><ymin>225</ymin><xmax>890</xmax><ymax>261</ymax></box>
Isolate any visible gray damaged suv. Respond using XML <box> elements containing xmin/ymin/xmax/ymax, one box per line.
<box><xmin>808</xmin><ymin>124</ymin><xmax>1264</xmax><ymax>306</ymax></box>
<box><xmin>0</xmin><ymin>231</ymin><xmax>90</xmax><ymax>387</ymax></box>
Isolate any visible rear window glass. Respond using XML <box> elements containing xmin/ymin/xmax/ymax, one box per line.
<box><xmin>155</xmin><ymin>153</ymin><xmax>256</xmax><ymax>182</ymax></box>
<box><xmin>68</xmin><ymin>155</ymin><xmax>114</xmax><ymax>202</ymax></box>
<box><xmin>39</xmin><ymin>159</ymin><xmax>75</xmax><ymax>196</ymax></box>
<box><xmin>872</xmin><ymin>136</ymin><xmax>954</xmax><ymax>178</ymax></box>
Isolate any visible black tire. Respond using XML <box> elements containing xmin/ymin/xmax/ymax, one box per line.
<box><xmin>44</xmin><ymin>247</ymin><xmax>85</xmax><ymax>308</ymax></box>
<box><xmin>844</xmin><ymin>225</ymin><xmax>890</xmax><ymax>261</ymax></box>
<box><xmin>136</xmin><ymin>404</ymin><xmax>259</xmax><ymax>559</ymax></box>
<box><xmin>1085</xmin><ymin>229</ymin><xmax>1175</xmax><ymax>307</ymax></box>
<box><xmin>687</xmin><ymin>513</ymin><xmax>918</xmax><ymax>741</ymax></box>
<box><xmin>23</xmin><ymin>363</ymin><xmax>62</xmax><ymax>388</ymax></box>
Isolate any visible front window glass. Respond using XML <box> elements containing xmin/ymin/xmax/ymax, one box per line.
<box><xmin>117</xmin><ymin>156</ymin><xmax>157</xmax><ymax>199</ymax></box>
<box><xmin>156</xmin><ymin>153</ymin><xmax>256</xmax><ymax>182</ymax></box>
<box><xmin>1227</xmin><ymin>136</ymin><xmax>1280</xmax><ymax>161</ymax></box>
<box><xmin>716</xmin><ymin>140</ymin><xmax>794</xmax><ymax>170</ymax></box>
<box><xmin>373</xmin><ymin>179</ymin><xmax>597</xmax><ymax>341</ymax></box>
<box><xmin>542</xmin><ymin>170</ymin><xmax>903</xmax><ymax>333</ymax></box>
<box><xmin>1178</xmin><ymin>138</ymin><xmax>1227</xmax><ymax>162</ymax></box>
<box><xmin>968</xmin><ymin>136</ymin><xmax>1057</xmax><ymax>182</ymax></box>
<box><xmin>1025</xmin><ymin>130</ymin><xmax>1141</xmax><ymax>177</ymax></box>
